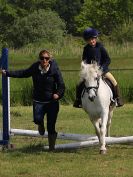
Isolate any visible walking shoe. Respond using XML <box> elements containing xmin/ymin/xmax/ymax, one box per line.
<box><xmin>38</xmin><ymin>121</ymin><xmax>45</xmax><ymax>135</ymax></box>
<box><xmin>48</xmin><ymin>133</ymin><xmax>57</xmax><ymax>151</ymax></box>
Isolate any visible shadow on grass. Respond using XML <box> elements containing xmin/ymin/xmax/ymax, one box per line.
<box><xmin>19</xmin><ymin>144</ymin><xmax>79</xmax><ymax>154</ymax></box>
<box><xmin>1</xmin><ymin>143</ymin><xmax>44</xmax><ymax>155</ymax></box>
<box><xmin>2</xmin><ymin>143</ymin><xmax>132</xmax><ymax>155</ymax></box>
<box><xmin>18</xmin><ymin>143</ymin><xmax>45</xmax><ymax>154</ymax></box>
<box><xmin>4</xmin><ymin>143</ymin><xmax>79</xmax><ymax>154</ymax></box>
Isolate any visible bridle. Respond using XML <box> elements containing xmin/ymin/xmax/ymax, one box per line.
<box><xmin>82</xmin><ymin>76</ymin><xmax>100</xmax><ymax>98</ymax></box>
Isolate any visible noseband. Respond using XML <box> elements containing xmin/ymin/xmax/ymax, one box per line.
<box><xmin>82</xmin><ymin>77</ymin><xmax>100</xmax><ymax>98</ymax></box>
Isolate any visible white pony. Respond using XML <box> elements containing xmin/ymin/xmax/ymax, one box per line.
<box><xmin>80</xmin><ymin>61</ymin><xmax>115</xmax><ymax>154</ymax></box>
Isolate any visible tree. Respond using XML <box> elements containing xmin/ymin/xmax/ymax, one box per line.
<box><xmin>7</xmin><ymin>0</ymin><xmax>57</xmax><ymax>15</ymax></box>
<box><xmin>75</xmin><ymin>0</ymin><xmax>133</xmax><ymax>35</ymax></box>
<box><xmin>6</xmin><ymin>10</ymin><xmax>66</xmax><ymax>48</ymax></box>
<box><xmin>0</xmin><ymin>0</ymin><xmax>63</xmax><ymax>46</ymax></box>
<box><xmin>110</xmin><ymin>20</ymin><xmax>133</xmax><ymax>43</ymax></box>
<box><xmin>0</xmin><ymin>0</ymin><xmax>18</xmax><ymax>42</ymax></box>
<box><xmin>54</xmin><ymin>0</ymin><xmax>83</xmax><ymax>34</ymax></box>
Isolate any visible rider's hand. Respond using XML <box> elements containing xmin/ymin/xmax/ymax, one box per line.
<box><xmin>53</xmin><ymin>94</ymin><xmax>59</xmax><ymax>100</ymax></box>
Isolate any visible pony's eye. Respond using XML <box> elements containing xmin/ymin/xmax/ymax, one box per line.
<box><xmin>95</xmin><ymin>77</ymin><xmax>98</xmax><ymax>81</ymax></box>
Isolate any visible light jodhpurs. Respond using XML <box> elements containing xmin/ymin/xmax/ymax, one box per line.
<box><xmin>104</xmin><ymin>72</ymin><xmax>117</xmax><ymax>86</ymax></box>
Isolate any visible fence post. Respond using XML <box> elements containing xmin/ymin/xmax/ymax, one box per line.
<box><xmin>0</xmin><ymin>48</ymin><xmax>10</xmax><ymax>146</ymax></box>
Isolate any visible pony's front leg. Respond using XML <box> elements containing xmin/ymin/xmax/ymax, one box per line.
<box><xmin>99</xmin><ymin>112</ymin><xmax>108</xmax><ymax>154</ymax></box>
<box><xmin>91</xmin><ymin>118</ymin><xmax>101</xmax><ymax>142</ymax></box>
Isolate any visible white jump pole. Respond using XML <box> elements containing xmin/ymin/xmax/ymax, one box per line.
<box><xmin>44</xmin><ymin>136</ymin><xmax>133</xmax><ymax>150</ymax></box>
<box><xmin>11</xmin><ymin>128</ymin><xmax>97</xmax><ymax>141</ymax></box>
<box><xmin>11</xmin><ymin>129</ymin><xmax>133</xmax><ymax>150</ymax></box>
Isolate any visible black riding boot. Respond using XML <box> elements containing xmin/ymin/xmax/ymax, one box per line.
<box><xmin>48</xmin><ymin>133</ymin><xmax>57</xmax><ymax>151</ymax></box>
<box><xmin>114</xmin><ymin>85</ymin><xmax>124</xmax><ymax>107</ymax></box>
<box><xmin>73</xmin><ymin>81</ymin><xmax>84</xmax><ymax>108</ymax></box>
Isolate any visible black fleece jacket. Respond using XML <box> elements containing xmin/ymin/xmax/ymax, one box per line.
<box><xmin>6</xmin><ymin>59</ymin><xmax>65</xmax><ymax>102</ymax></box>
<box><xmin>82</xmin><ymin>42</ymin><xmax>111</xmax><ymax>73</ymax></box>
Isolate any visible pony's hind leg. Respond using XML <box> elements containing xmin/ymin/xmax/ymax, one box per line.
<box><xmin>106</xmin><ymin>106</ymin><xmax>114</xmax><ymax>137</ymax></box>
<box><xmin>106</xmin><ymin>115</ymin><xmax>111</xmax><ymax>137</ymax></box>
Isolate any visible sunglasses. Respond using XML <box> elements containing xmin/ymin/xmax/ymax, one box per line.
<box><xmin>40</xmin><ymin>56</ymin><xmax>50</xmax><ymax>61</ymax></box>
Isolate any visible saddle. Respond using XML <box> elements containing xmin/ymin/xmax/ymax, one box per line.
<box><xmin>102</xmin><ymin>77</ymin><xmax>115</xmax><ymax>99</ymax></box>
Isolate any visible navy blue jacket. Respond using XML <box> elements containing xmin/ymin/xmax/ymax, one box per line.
<box><xmin>82</xmin><ymin>42</ymin><xmax>110</xmax><ymax>73</ymax></box>
<box><xmin>6</xmin><ymin>59</ymin><xmax>65</xmax><ymax>102</ymax></box>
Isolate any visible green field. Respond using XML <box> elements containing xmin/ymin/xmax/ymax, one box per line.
<box><xmin>0</xmin><ymin>3</ymin><xmax>133</xmax><ymax>176</ymax></box>
<box><xmin>8</xmin><ymin>41</ymin><xmax>133</xmax><ymax>104</ymax></box>
<box><xmin>0</xmin><ymin>53</ymin><xmax>133</xmax><ymax>106</ymax></box>
<box><xmin>0</xmin><ymin>104</ymin><xmax>133</xmax><ymax>177</ymax></box>
<box><xmin>0</xmin><ymin>42</ymin><xmax>133</xmax><ymax>177</ymax></box>
<box><xmin>0</xmin><ymin>40</ymin><xmax>133</xmax><ymax>105</ymax></box>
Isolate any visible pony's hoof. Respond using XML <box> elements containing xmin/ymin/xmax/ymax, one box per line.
<box><xmin>99</xmin><ymin>150</ymin><xmax>107</xmax><ymax>155</ymax></box>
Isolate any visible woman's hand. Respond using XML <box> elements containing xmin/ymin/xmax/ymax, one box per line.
<box><xmin>0</xmin><ymin>69</ymin><xmax>6</xmax><ymax>76</ymax></box>
<box><xmin>53</xmin><ymin>94</ymin><xmax>59</xmax><ymax>100</ymax></box>
<box><xmin>2</xmin><ymin>70</ymin><xmax>6</xmax><ymax>75</ymax></box>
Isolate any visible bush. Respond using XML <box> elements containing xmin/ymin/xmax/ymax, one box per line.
<box><xmin>110</xmin><ymin>20</ymin><xmax>133</xmax><ymax>43</ymax></box>
<box><xmin>6</xmin><ymin>9</ymin><xmax>66</xmax><ymax>48</ymax></box>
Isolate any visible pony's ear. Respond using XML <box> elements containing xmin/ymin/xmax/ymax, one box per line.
<box><xmin>81</xmin><ymin>61</ymin><xmax>86</xmax><ymax>69</ymax></box>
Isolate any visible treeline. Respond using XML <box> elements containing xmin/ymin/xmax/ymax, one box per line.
<box><xmin>0</xmin><ymin>0</ymin><xmax>133</xmax><ymax>48</ymax></box>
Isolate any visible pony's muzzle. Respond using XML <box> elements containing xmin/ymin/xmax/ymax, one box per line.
<box><xmin>88</xmin><ymin>96</ymin><xmax>95</xmax><ymax>102</ymax></box>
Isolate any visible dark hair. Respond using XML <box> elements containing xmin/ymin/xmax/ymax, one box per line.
<box><xmin>39</xmin><ymin>49</ymin><xmax>52</xmax><ymax>59</ymax></box>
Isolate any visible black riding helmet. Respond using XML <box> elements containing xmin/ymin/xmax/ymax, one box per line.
<box><xmin>83</xmin><ymin>28</ymin><xmax>100</xmax><ymax>40</ymax></box>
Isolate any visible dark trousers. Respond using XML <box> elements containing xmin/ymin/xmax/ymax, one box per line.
<box><xmin>33</xmin><ymin>101</ymin><xmax>59</xmax><ymax>135</ymax></box>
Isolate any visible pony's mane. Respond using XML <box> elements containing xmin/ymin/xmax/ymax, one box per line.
<box><xmin>80</xmin><ymin>62</ymin><xmax>102</xmax><ymax>80</ymax></box>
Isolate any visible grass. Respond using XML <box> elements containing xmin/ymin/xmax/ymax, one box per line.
<box><xmin>6</xmin><ymin>39</ymin><xmax>133</xmax><ymax>71</ymax></box>
<box><xmin>0</xmin><ymin>37</ymin><xmax>133</xmax><ymax>177</ymax></box>
<box><xmin>0</xmin><ymin>104</ymin><xmax>133</xmax><ymax>177</ymax></box>
<box><xmin>1</xmin><ymin>38</ymin><xmax>133</xmax><ymax>105</ymax></box>
<box><xmin>0</xmin><ymin>68</ymin><xmax>132</xmax><ymax>106</ymax></box>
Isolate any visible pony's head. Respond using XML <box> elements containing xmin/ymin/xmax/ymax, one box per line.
<box><xmin>80</xmin><ymin>61</ymin><xmax>102</xmax><ymax>101</ymax></box>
